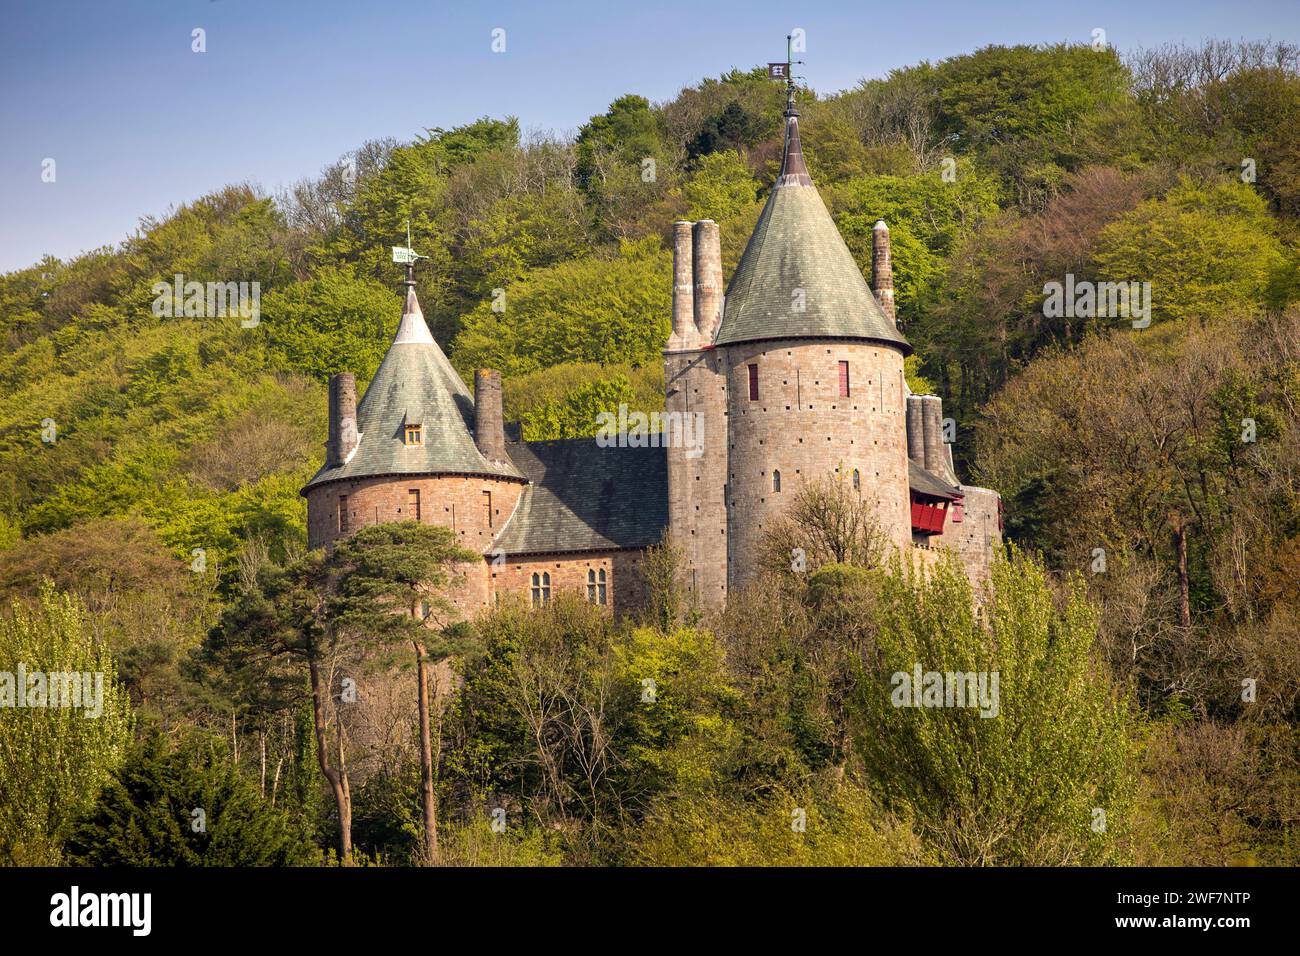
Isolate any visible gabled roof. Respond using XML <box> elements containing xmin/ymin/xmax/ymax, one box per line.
<box><xmin>302</xmin><ymin>286</ymin><xmax>522</xmax><ymax>493</ymax></box>
<box><xmin>492</xmin><ymin>438</ymin><xmax>668</xmax><ymax>555</ymax></box>
<box><xmin>712</xmin><ymin>112</ymin><xmax>911</xmax><ymax>352</ymax></box>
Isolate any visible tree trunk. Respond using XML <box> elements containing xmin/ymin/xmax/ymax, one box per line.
<box><xmin>414</xmin><ymin>642</ymin><xmax>438</xmax><ymax>865</ymax></box>
<box><xmin>1175</xmin><ymin>523</ymin><xmax>1191</xmax><ymax>629</ymax></box>
<box><xmin>308</xmin><ymin>657</ymin><xmax>352</xmax><ymax>863</ymax></box>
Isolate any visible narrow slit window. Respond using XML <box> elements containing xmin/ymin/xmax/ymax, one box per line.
<box><xmin>852</xmin><ymin>469</ymin><xmax>861</xmax><ymax>491</ymax></box>
<box><xmin>408</xmin><ymin>489</ymin><xmax>421</xmax><ymax>521</ymax></box>
<box><xmin>773</xmin><ymin>469</ymin><xmax>782</xmax><ymax>492</ymax></box>
<box><xmin>747</xmin><ymin>363</ymin><xmax>759</xmax><ymax>401</ymax></box>
<box><xmin>587</xmin><ymin>569</ymin><xmax>597</xmax><ymax>603</ymax></box>
<box><xmin>483</xmin><ymin>490</ymin><xmax>493</xmax><ymax>528</ymax></box>
<box><xmin>338</xmin><ymin>494</ymin><xmax>349</xmax><ymax>533</ymax></box>
<box><xmin>597</xmin><ymin>568</ymin><xmax>606</xmax><ymax>605</ymax></box>
<box><xmin>838</xmin><ymin>360</ymin><xmax>850</xmax><ymax>397</ymax></box>
<box><xmin>541</xmin><ymin>572</ymin><xmax>551</xmax><ymax>605</ymax></box>
<box><xmin>531</xmin><ymin>572</ymin><xmax>541</xmax><ymax>607</ymax></box>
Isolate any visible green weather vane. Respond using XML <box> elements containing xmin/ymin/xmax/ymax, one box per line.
<box><xmin>391</xmin><ymin>219</ymin><xmax>428</xmax><ymax>285</ymax></box>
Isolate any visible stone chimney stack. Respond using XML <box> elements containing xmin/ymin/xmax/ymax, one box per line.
<box><xmin>669</xmin><ymin>221</ymin><xmax>696</xmax><ymax>351</ymax></box>
<box><xmin>921</xmin><ymin>394</ymin><xmax>958</xmax><ymax>484</ymax></box>
<box><xmin>474</xmin><ymin>369</ymin><xmax>508</xmax><ymax>464</ymax></box>
<box><xmin>906</xmin><ymin>394</ymin><xmax>926</xmax><ymax>463</ymax></box>
<box><xmin>692</xmin><ymin>219</ymin><xmax>723</xmax><ymax>343</ymax></box>
<box><xmin>327</xmin><ymin>372</ymin><xmax>358</xmax><ymax>468</ymax></box>
<box><xmin>872</xmin><ymin>220</ymin><xmax>897</xmax><ymax>326</ymax></box>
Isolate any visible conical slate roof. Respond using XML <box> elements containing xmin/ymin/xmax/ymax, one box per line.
<box><xmin>713</xmin><ymin>112</ymin><xmax>911</xmax><ymax>352</ymax></box>
<box><xmin>302</xmin><ymin>286</ymin><xmax>522</xmax><ymax>491</ymax></box>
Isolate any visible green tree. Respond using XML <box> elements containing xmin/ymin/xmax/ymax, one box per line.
<box><xmin>260</xmin><ymin>268</ymin><xmax>400</xmax><ymax>383</ymax></box>
<box><xmin>1092</xmin><ymin>179</ymin><xmax>1284</xmax><ymax>325</ymax></box>
<box><xmin>327</xmin><ymin>523</ymin><xmax>478</xmax><ymax>864</ymax></box>
<box><xmin>65</xmin><ymin>730</ymin><xmax>315</xmax><ymax>866</ymax></box>
<box><xmin>0</xmin><ymin>584</ymin><xmax>132</xmax><ymax>864</ymax></box>
<box><xmin>852</xmin><ymin>551</ymin><xmax>1139</xmax><ymax>864</ymax></box>
<box><xmin>450</xmin><ymin>238</ymin><xmax>671</xmax><ymax>376</ymax></box>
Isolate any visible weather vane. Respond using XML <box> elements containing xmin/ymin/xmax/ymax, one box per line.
<box><xmin>391</xmin><ymin>219</ymin><xmax>428</xmax><ymax>287</ymax></box>
<box><xmin>768</xmin><ymin>35</ymin><xmax>805</xmax><ymax>115</ymax></box>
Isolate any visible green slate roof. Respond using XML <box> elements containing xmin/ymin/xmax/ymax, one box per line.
<box><xmin>302</xmin><ymin>287</ymin><xmax>522</xmax><ymax>493</ymax></box>
<box><xmin>493</xmin><ymin>439</ymin><xmax>668</xmax><ymax>555</ymax></box>
<box><xmin>713</xmin><ymin>114</ymin><xmax>911</xmax><ymax>352</ymax></box>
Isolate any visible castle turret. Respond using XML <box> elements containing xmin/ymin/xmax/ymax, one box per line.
<box><xmin>302</xmin><ymin>278</ymin><xmax>527</xmax><ymax>610</ymax></box>
<box><xmin>665</xmin><ymin>218</ymin><xmax>728</xmax><ymax>606</ymax></box>
<box><xmin>707</xmin><ymin>95</ymin><xmax>913</xmax><ymax>593</ymax></box>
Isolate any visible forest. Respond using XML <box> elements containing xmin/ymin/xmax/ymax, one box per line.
<box><xmin>0</xmin><ymin>39</ymin><xmax>1297</xmax><ymax>866</ymax></box>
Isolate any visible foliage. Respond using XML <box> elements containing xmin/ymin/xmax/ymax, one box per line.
<box><xmin>852</xmin><ymin>551</ymin><xmax>1139</xmax><ymax>865</ymax></box>
<box><xmin>0</xmin><ymin>585</ymin><xmax>132</xmax><ymax>864</ymax></box>
<box><xmin>65</xmin><ymin>729</ymin><xmax>315</xmax><ymax>866</ymax></box>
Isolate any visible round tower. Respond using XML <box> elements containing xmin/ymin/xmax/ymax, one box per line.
<box><xmin>714</xmin><ymin>98</ymin><xmax>912</xmax><ymax>592</ymax></box>
<box><xmin>301</xmin><ymin>279</ymin><xmax>527</xmax><ymax>611</ymax></box>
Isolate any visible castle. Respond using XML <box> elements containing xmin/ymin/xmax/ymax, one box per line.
<box><xmin>302</xmin><ymin>98</ymin><xmax>1002</xmax><ymax>615</ymax></box>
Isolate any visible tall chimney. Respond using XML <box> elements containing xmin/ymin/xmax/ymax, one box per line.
<box><xmin>921</xmin><ymin>395</ymin><xmax>957</xmax><ymax>484</ymax></box>
<box><xmin>474</xmin><ymin>368</ymin><xmax>507</xmax><ymax>464</ymax></box>
<box><xmin>872</xmin><ymin>220</ymin><xmax>897</xmax><ymax>326</ymax></box>
<box><xmin>692</xmin><ymin>219</ymin><xmax>722</xmax><ymax>343</ymax></box>
<box><xmin>328</xmin><ymin>373</ymin><xmax>358</xmax><ymax>468</ymax></box>
<box><xmin>668</xmin><ymin>221</ymin><xmax>696</xmax><ymax>351</ymax></box>
<box><xmin>906</xmin><ymin>394</ymin><xmax>926</xmax><ymax>463</ymax></box>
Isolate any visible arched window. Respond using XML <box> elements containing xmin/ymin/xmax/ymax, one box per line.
<box><xmin>773</xmin><ymin>469</ymin><xmax>782</xmax><ymax>492</ymax></box>
<box><xmin>531</xmin><ymin>572</ymin><xmax>541</xmax><ymax>607</ymax></box>
<box><xmin>852</xmin><ymin>469</ymin><xmax>860</xmax><ymax>491</ymax></box>
<box><xmin>587</xmin><ymin>568</ymin><xmax>609</xmax><ymax>605</ymax></box>
<box><xmin>541</xmin><ymin>572</ymin><xmax>551</xmax><ymax>605</ymax></box>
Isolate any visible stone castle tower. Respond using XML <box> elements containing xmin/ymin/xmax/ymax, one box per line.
<box><xmin>302</xmin><ymin>90</ymin><xmax>1001</xmax><ymax>617</ymax></box>
<box><xmin>665</xmin><ymin>96</ymin><xmax>916</xmax><ymax>607</ymax></box>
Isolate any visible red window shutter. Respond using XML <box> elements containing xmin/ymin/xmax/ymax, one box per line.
<box><xmin>838</xmin><ymin>360</ymin><xmax>849</xmax><ymax>397</ymax></box>
<box><xmin>748</xmin><ymin>364</ymin><xmax>759</xmax><ymax>401</ymax></box>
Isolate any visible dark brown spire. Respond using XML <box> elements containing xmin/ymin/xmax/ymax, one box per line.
<box><xmin>776</xmin><ymin>113</ymin><xmax>812</xmax><ymax>188</ymax></box>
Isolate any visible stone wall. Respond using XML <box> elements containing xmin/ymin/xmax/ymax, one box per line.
<box><xmin>723</xmin><ymin>338</ymin><xmax>912</xmax><ymax>593</ymax></box>
<box><xmin>935</xmin><ymin>484</ymin><xmax>1003</xmax><ymax>593</ymax></box>
<box><xmin>492</xmin><ymin>549</ymin><xmax>647</xmax><ymax>617</ymax></box>
<box><xmin>307</xmin><ymin>473</ymin><xmax>527</xmax><ymax>611</ymax></box>
<box><xmin>664</xmin><ymin>346</ymin><xmax>729</xmax><ymax>609</ymax></box>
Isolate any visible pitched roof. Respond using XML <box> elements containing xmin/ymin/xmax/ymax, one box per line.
<box><xmin>908</xmin><ymin>459</ymin><xmax>961</xmax><ymax>500</ymax></box>
<box><xmin>302</xmin><ymin>286</ymin><xmax>523</xmax><ymax>493</ymax></box>
<box><xmin>492</xmin><ymin>438</ymin><xmax>668</xmax><ymax>555</ymax></box>
<box><xmin>712</xmin><ymin>112</ymin><xmax>911</xmax><ymax>352</ymax></box>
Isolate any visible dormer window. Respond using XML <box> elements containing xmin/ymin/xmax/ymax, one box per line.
<box><xmin>404</xmin><ymin>423</ymin><xmax>423</xmax><ymax>446</ymax></box>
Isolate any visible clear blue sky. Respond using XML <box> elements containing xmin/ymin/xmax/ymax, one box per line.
<box><xmin>1</xmin><ymin>0</ymin><xmax>1297</xmax><ymax>273</ymax></box>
